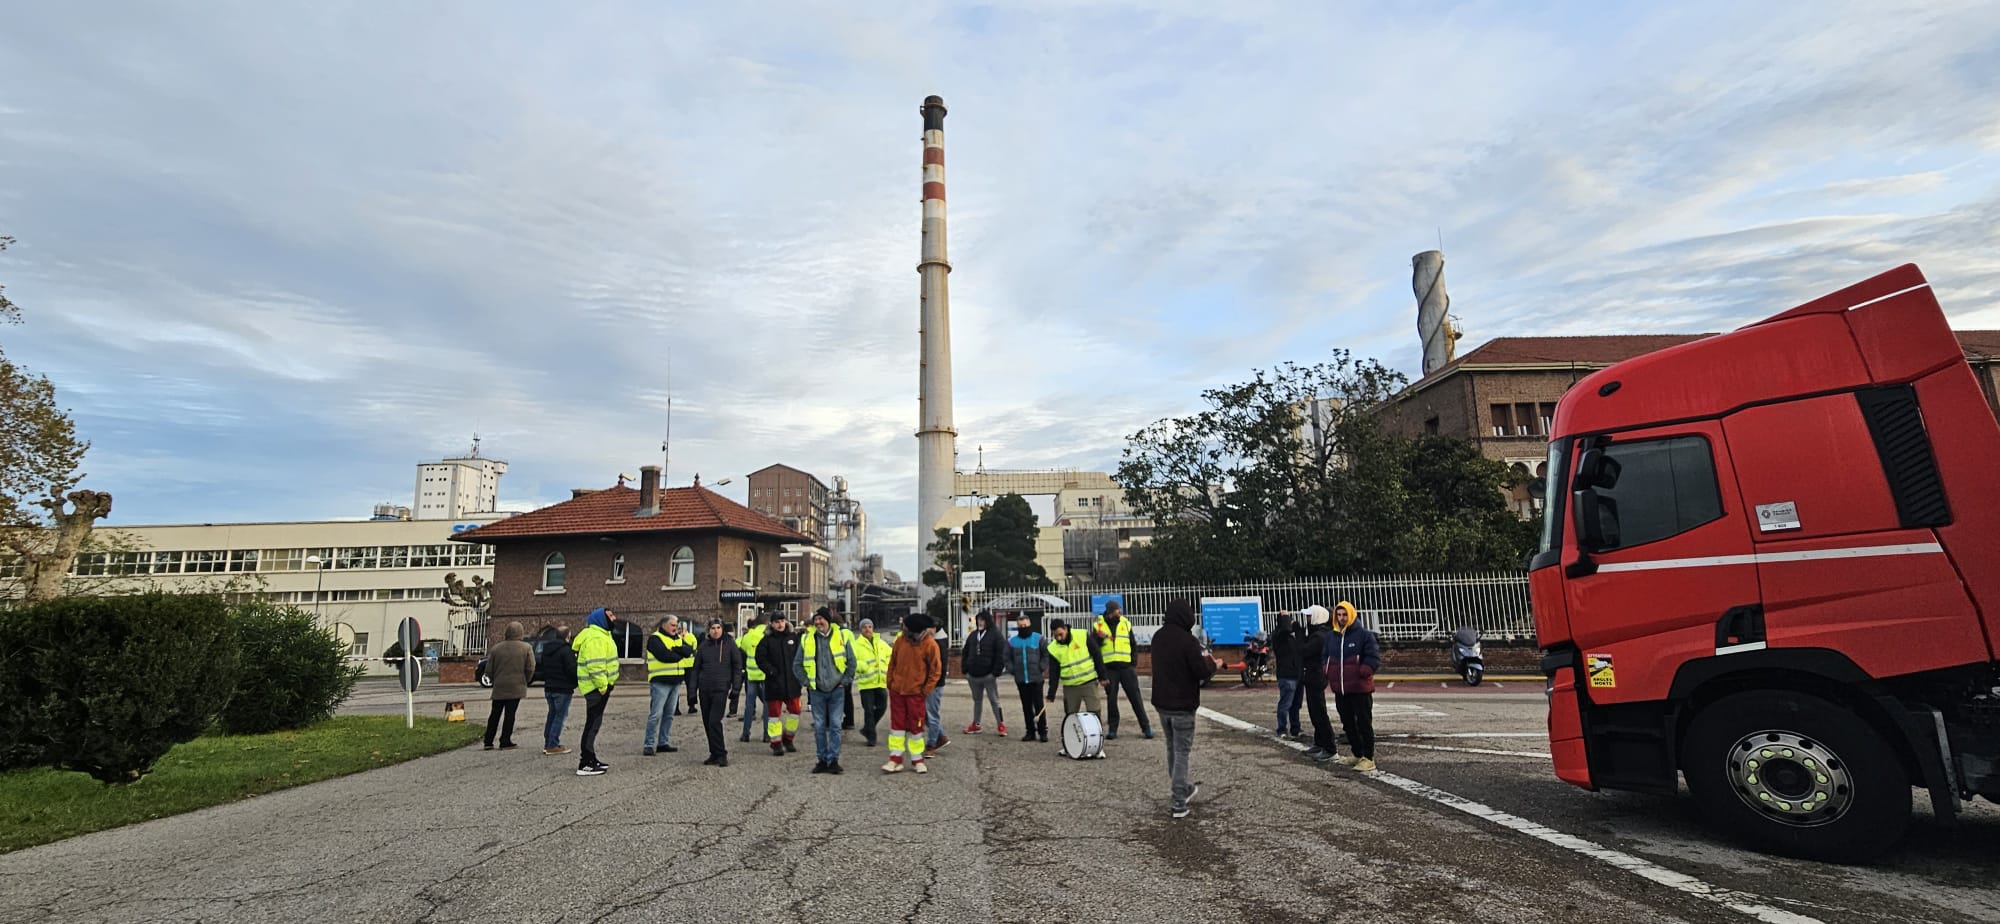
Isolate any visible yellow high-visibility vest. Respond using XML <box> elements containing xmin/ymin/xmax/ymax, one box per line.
<box><xmin>739</xmin><ymin>625</ymin><xmax>767</xmax><ymax>682</ymax></box>
<box><xmin>853</xmin><ymin>634</ymin><xmax>893</xmax><ymax>690</ymax></box>
<box><xmin>1047</xmin><ymin>634</ymin><xmax>1098</xmax><ymax>686</ymax></box>
<box><xmin>801</xmin><ymin>628</ymin><xmax>852</xmax><ymax>684</ymax></box>
<box><xmin>1093</xmin><ymin>616</ymin><xmax>1134</xmax><ymax>665</ymax></box>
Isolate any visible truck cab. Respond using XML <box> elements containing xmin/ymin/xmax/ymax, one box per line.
<box><xmin>1531</xmin><ymin>264</ymin><xmax>2000</xmax><ymax>862</ymax></box>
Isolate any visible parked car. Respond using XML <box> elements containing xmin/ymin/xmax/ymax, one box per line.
<box><xmin>475</xmin><ymin>637</ymin><xmax>570</xmax><ymax>689</ymax></box>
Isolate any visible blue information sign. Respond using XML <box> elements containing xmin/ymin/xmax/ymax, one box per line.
<box><xmin>1089</xmin><ymin>594</ymin><xmax>1125</xmax><ymax>618</ymax></box>
<box><xmin>1199</xmin><ymin>596</ymin><xmax>1263</xmax><ymax>646</ymax></box>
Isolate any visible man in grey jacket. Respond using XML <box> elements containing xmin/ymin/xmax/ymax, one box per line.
<box><xmin>484</xmin><ymin>622</ymin><xmax>536</xmax><ymax>750</ymax></box>
<box><xmin>793</xmin><ymin>610</ymin><xmax>857</xmax><ymax>774</ymax></box>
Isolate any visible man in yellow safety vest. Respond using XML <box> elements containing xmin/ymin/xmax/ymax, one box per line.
<box><xmin>794</xmin><ymin>609</ymin><xmax>857</xmax><ymax>774</ymax></box>
<box><xmin>644</xmin><ymin>616</ymin><xmax>696</xmax><ymax>755</ymax></box>
<box><xmin>852</xmin><ymin>618</ymin><xmax>893</xmax><ymax>747</ymax></box>
<box><xmin>1045</xmin><ymin>619</ymin><xmax>1104</xmax><ymax>721</ymax></box>
<box><xmin>737</xmin><ymin>613</ymin><xmax>767</xmax><ymax>743</ymax></box>
<box><xmin>1092</xmin><ymin>600</ymin><xmax>1153</xmax><ymax>740</ymax></box>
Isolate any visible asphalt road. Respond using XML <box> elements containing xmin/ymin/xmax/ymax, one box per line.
<box><xmin>0</xmin><ymin>678</ymin><xmax>1993</xmax><ymax>923</ymax></box>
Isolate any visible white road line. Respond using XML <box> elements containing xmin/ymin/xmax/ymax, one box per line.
<box><xmin>1384</xmin><ymin>742</ymin><xmax>1550</xmax><ymax>758</ymax></box>
<box><xmin>1196</xmin><ymin>707</ymin><xmax>1824</xmax><ymax>924</ymax></box>
<box><xmin>1382</xmin><ymin>732</ymin><xmax>1547</xmax><ymax>738</ymax></box>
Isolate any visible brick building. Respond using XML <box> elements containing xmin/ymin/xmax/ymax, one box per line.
<box><xmin>747</xmin><ymin>464</ymin><xmax>828</xmax><ymax>539</ymax></box>
<box><xmin>449</xmin><ymin>465</ymin><xmax>815</xmax><ymax>658</ymax></box>
<box><xmin>1378</xmin><ymin>332</ymin><xmax>2000</xmax><ymax>517</ymax></box>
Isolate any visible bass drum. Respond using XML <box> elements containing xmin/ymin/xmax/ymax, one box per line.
<box><xmin>1062</xmin><ymin>711</ymin><xmax>1105</xmax><ymax>760</ymax></box>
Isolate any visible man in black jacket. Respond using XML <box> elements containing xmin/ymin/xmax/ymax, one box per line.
<box><xmin>960</xmin><ymin>611</ymin><xmax>1007</xmax><ymax>735</ymax></box>
<box><xmin>541</xmin><ymin>627</ymin><xmax>578</xmax><ymax>756</ymax></box>
<box><xmin>691</xmin><ymin>618</ymin><xmax>743</xmax><ymax>766</ymax></box>
<box><xmin>1300</xmin><ymin>606</ymin><xmax>1337</xmax><ymax>761</ymax></box>
<box><xmin>1151</xmin><ymin>600</ymin><xmax>1215</xmax><ymax>819</ymax></box>
<box><xmin>756</xmin><ymin>613</ymin><xmax>803</xmax><ymax>756</ymax></box>
<box><xmin>1271</xmin><ymin>611</ymin><xmax>1304</xmax><ymax>740</ymax></box>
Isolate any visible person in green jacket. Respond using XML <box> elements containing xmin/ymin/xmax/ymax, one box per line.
<box><xmin>574</xmin><ymin>607</ymin><xmax>620</xmax><ymax>776</ymax></box>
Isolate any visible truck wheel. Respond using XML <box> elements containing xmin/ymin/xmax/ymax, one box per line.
<box><xmin>1682</xmin><ymin>690</ymin><xmax>1908</xmax><ymax>863</ymax></box>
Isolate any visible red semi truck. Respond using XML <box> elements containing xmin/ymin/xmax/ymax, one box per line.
<box><xmin>1531</xmin><ymin>264</ymin><xmax>2000</xmax><ymax>863</ymax></box>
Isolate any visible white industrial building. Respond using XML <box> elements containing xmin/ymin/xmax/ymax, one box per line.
<box><xmin>414</xmin><ymin>439</ymin><xmax>507</xmax><ymax>520</ymax></box>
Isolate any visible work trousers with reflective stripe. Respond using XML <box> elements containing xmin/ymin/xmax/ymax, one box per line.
<box><xmin>766</xmin><ymin>695</ymin><xmax>801</xmax><ymax>751</ymax></box>
<box><xmin>887</xmin><ymin>693</ymin><xmax>929</xmax><ymax>763</ymax></box>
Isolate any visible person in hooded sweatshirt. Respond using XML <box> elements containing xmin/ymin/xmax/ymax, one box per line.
<box><xmin>1324</xmin><ymin>601</ymin><xmax>1382</xmax><ymax>772</ymax></box>
<box><xmin>573</xmin><ymin>608</ymin><xmax>621</xmax><ymax>776</ymax></box>
<box><xmin>1005</xmin><ymin>613</ymin><xmax>1050</xmax><ymax>743</ymax></box>
<box><xmin>483</xmin><ymin>622</ymin><xmax>535</xmax><ymax>751</ymax></box>
<box><xmin>960</xmin><ymin>610</ymin><xmax>1007</xmax><ymax>736</ymax></box>
<box><xmin>1151</xmin><ymin>600</ymin><xmax>1215</xmax><ymax>818</ymax></box>
<box><xmin>756</xmin><ymin>613</ymin><xmax>804</xmax><ymax>756</ymax></box>
<box><xmin>1299</xmin><ymin>605</ymin><xmax>1338</xmax><ymax>762</ymax></box>
<box><xmin>1270</xmin><ymin>611</ymin><xmax>1305</xmax><ymax>740</ymax></box>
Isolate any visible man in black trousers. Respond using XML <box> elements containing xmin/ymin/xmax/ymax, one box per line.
<box><xmin>691</xmin><ymin>618</ymin><xmax>742</xmax><ymax>767</ymax></box>
<box><xmin>1299</xmin><ymin>605</ymin><xmax>1338</xmax><ymax>762</ymax></box>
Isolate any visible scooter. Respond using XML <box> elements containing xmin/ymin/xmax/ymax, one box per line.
<box><xmin>1232</xmin><ymin>632</ymin><xmax>1273</xmax><ymax>686</ymax></box>
<box><xmin>1451</xmin><ymin>626</ymin><xmax>1484</xmax><ymax>686</ymax></box>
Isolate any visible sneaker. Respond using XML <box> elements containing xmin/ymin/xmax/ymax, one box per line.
<box><xmin>499</xmin><ymin>743</ymin><xmax>519</xmax><ymax>750</ymax></box>
<box><xmin>1188</xmin><ymin>783</ymin><xmax>1201</xmax><ymax>803</ymax></box>
<box><xmin>483</xmin><ymin>744</ymin><xmax>495</xmax><ymax>751</ymax></box>
<box><xmin>592</xmin><ymin>761</ymin><xmax>611</xmax><ymax>771</ymax></box>
<box><xmin>1311</xmin><ymin>750</ymin><xmax>1335</xmax><ymax>763</ymax></box>
<box><xmin>1171</xmin><ymin>806</ymin><xmax>1190</xmax><ymax>819</ymax></box>
<box><xmin>1038</xmin><ymin>733</ymin><xmax>1049</xmax><ymax>743</ymax></box>
<box><xmin>716</xmin><ymin>757</ymin><xmax>728</xmax><ymax>767</ymax></box>
<box><xmin>828</xmin><ymin>761</ymin><xmax>845</xmax><ymax>775</ymax></box>
<box><xmin>998</xmin><ymin>723</ymin><xmax>1008</xmax><ymax>737</ymax></box>
<box><xmin>964</xmin><ymin>723</ymin><xmax>981</xmax><ymax>734</ymax></box>
<box><xmin>1273</xmin><ymin>730</ymin><xmax>1290</xmax><ymax>741</ymax></box>
<box><xmin>931</xmin><ymin>735</ymin><xmax>950</xmax><ymax>752</ymax></box>
<box><xmin>882</xmin><ymin>760</ymin><xmax>904</xmax><ymax>774</ymax></box>
<box><xmin>913</xmin><ymin>761</ymin><xmax>928</xmax><ymax>774</ymax></box>
<box><xmin>1106</xmin><ymin>730</ymin><xmax>1119</xmax><ymax>741</ymax></box>
<box><xmin>1019</xmin><ymin>734</ymin><xmax>1037</xmax><ymax>743</ymax></box>
<box><xmin>703</xmin><ymin>756</ymin><xmax>720</xmax><ymax>766</ymax></box>
<box><xmin>643</xmin><ymin>747</ymin><xmax>655</xmax><ymax>756</ymax></box>
<box><xmin>577</xmin><ymin>765</ymin><xmax>606</xmax><ymax>776</ymax></box>
<box><xmin>1336</xmin><ymin>755</ymin><xmax>1358</xmax><ymax>767</ymax></box>
<box><xmin>660</xmin><ymin>745</ymin><xmax>678</xmax><ymax>753</ymax></box>
<box><xmin>771</xmin><ymin>746</ymin><xmax>785</xmax><ymax>756</ymax></box>
<box><xmin>1142</xmin><ymin>729</ymin><xmax>1155</xmax><ymax>740</ymax></box>
<box><xmin>543</xmin><ymin>746</ymin><xmax>571</xmax><ymax>756</ymax></box>
<box><xmin>811</xmin><ymin>760</ymin><xmax>828</xmax><ymax>774</ymax></box>
<box><xmin>1353</xmin><ymin>758</ymin><xmax>1377</xmax><ymax>773</ymax></box>
<box><xmin>739</xmin><ymin>732</ymin><xmax>751</xmax><ymax>743</ymax></box>
<box><xmin>863</xmin><ymin>735</ymin><xmax>877</xmax><ymax>748</ymax></box>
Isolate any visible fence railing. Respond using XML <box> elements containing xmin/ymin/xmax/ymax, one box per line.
<box><xmin>966</xmin><ymin>573</ymin><xmax>1533</xmax><ymax>644</ymax></box>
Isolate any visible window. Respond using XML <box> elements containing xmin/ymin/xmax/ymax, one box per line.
<box><xmin>259</xmin><ymin>549</ymin><xmax>305</xmax><ymax>572</ymax></box>
<box><xmin>187</xmin><ymin>550</ymin><xmax>228</xmax><ymax>573</ymax></box>
<box><xmin>542</xmin><ymin>552</ymin><xmax>567</xmax><ymax>590</ymax></box>
<box><xmin>351</xmin><ymin>632</ymin><xmax>370</xmax><ymax>657</ymax></box>
<box><xmin>380</xmin><ymin>546</ymin><xmax>410</xmax><ymax>569</ymax></box>
<box><xmin>1587</xmin><ymin>436</ymin><xmax>1724</xmax><ymax>550</ymax></box>
<box><xmin>1491</xmin><ymin>404</ymin><xmax>1513</xmax><ymax>436</ymax></box>
<box><xmin>150</xmin><ymin>551</ymin><xmax>183</xmax><ymax>574</ymax></box>
<box><xmin>743</xmin><ymin>549</ymin><xmax>757</xmax><ymax>587</ymax></box>
<box><xmin>669</xmin><ymin>546</ymin><xmax>695</xmax><ymax>587</ymax></box>
<box><xmin>610</xmin><ymin>554</ymin><xmax>626</xmax><ymax>582</ymax></box>
<box><xmin>781</xmin><ymin>560</ymin><xmax>800</xmax><ymax>592</ymax></box>
<box><xmin>1425</xmin><ymin>416</ymin><xmax>1440</xmax><ymax>436</ymax></box>
<box><xmin>335</xmin><ymin>547</ymin><xmax>378</xmax><ymax>570</ymax></box>
<box><xmin>228</xmin><ymin>550</ymin><xmax>260</xmax><ymax>573</ymax></box>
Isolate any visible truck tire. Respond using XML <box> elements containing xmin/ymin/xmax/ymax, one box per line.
<box><xmin>1682</xmin><ymin>690</ymin><xmax>1909</xmax><ymax>863</ymax></box>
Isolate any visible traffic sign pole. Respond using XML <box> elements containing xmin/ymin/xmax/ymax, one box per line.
<box><xmin>397</xmin><ymin>618</ymin><xmax>422</xmax><ymax>729</ymax></box>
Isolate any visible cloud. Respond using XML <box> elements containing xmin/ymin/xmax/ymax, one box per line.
<box><xmin>1</xmin><ymin>1</ymin><xmax>1997</xmax><ymax>575</ymax></box>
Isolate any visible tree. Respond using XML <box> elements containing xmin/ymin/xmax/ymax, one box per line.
<box><xmin>1119</xmin><ymin>351</ymin><xmax>1534</xmax><ymax>580</ymax></box>
<box><xmin>920</xmin><ymin>493</ymin><xmax>1054</xmax><ymax>591</ymax></box>
<box><xmin>0</xmin><ymin>235</ymin><xmax>111</xmax><ymax>602</ymax></box>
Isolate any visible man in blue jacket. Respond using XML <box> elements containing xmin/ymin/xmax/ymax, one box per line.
<box><xmin>1324</xmin><ymin>601</ymin><xmax>1382</xmax><ymax>773</ymax></box>
<box><xmin>1005</xmin><ymin>613</ymin><xmax>1050</xmax><ymax>743</ymax></box>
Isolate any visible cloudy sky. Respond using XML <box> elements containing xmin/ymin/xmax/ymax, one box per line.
<box><xmin>3</xmin><ymin>1</ymin><xmax>1998</xmax><ymax>576</ymax></box>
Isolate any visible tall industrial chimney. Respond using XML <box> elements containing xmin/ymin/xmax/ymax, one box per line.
<box><xmin>916</xmin><ymin>95</ymin><xmax>957</xmax><ymax>575</ymax></box>
<box><xmin>1413</xmin><ymin>250</ymin><xmax>1460</xmax><ymax>375</ymax></box>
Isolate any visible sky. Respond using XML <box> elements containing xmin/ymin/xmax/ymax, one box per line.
<box><xmin>2</xmin><ymin>1</ymin><xmax>1998</xmax><ymax>578</ymax></box>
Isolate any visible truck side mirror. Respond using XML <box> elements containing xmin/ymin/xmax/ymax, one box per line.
<box><xmin>1573</xmin><ymin>447</ymin><xmax>1621</xmax><ymax>490</ymax></box>
<box><xmin>1573</xmin><ymin>488</ymin><xmax>1621</xmax><ymax>553</ymax></box>
<box><xmin>1526</xmin><ymin>477</ymin><xmax>1547</xmax><ymax>500</ymax></box>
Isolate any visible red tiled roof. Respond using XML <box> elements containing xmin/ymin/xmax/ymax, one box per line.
<box><xmin>1958</xmin><ymin>330</ymin><xmax>2000</xmax><ymax>360</ymax></box>
<box><xmin>449</xmin><ymin>485</ymin><xmax>817</xmax><ymax>544</ymax></box>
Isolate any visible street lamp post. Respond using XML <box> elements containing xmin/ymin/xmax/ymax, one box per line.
<box><xmin>305</xmin><ymin>555</ymin><xmax>326</xmax><ymax>624</ymax></box>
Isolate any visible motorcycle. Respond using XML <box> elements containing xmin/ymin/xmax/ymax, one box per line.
<box><xmin>1206</xmin><ymin>631</ymin><xmax>1272</xmax><ymax>686</ymax></box>
<box><xmin>1452</xmin><ymin>626</ymin><xmax>1484</xmax><ymax>686</ymax></box>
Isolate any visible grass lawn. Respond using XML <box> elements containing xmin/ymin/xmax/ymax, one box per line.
<box><xmin>0</xmin><ymin>715</ymin><xmax>480</xmax><ymax>854</ymax></box>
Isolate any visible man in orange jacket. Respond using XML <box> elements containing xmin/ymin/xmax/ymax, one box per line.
<box><xmin>882</xmin><ymin>614</ymin><xmax>943</xmax><ymax>774</ymax></box>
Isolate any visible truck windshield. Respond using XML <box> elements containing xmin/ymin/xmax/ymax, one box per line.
<box><xmin>1537</xmin><ymin>438</ymin><xmax>1569</xmax><ymax>556</ymax></box>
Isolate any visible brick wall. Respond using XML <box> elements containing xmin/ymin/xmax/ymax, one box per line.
<box><xmin>486</xmin><ymin>532</ymin><xmax>788</xmax><ymax>640</ymax></box>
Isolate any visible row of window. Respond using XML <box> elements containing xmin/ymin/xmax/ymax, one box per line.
<box><xmin>540</xmin><ymin>547</ymin><xmax>759</xmax><ymax>591</ymax></box>
<box><xmin>61</xmin><ymin>545</ymin><xmax>497</xmax><ymax>577</ymax></box>
<box><xmin>1492</xmin><ymin>402</ymin><xmax>1559</xmax><ymax>438</ymax></box>
<box><xmin>265</xmin><ymin>588</ymin><xmax>453</xmax><ymax>604</ymax></box>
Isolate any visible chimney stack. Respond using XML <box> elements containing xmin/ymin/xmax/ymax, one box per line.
<box><xmin>916</xmin><ymin>94</ymin><xmax>958</xmax><ymax>576</ymax></box>
<box><xmin>1413</xmin><ymin>250</ymin><xmax>1460</xmax><ymax>375</ymax></box>
<box><xmin>637</xmin><ymin>465</ymin><xmax>661</xmax><ymax>515</ymax></box>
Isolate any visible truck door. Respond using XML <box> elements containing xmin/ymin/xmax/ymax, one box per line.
<box><xmin>1564</xmin><ymin>421</ymin><xmax>1759</xmax><ymax>707</ymax></box>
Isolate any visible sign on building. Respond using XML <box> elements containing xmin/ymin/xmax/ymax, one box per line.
<box><xmin>960</xmin><ymin>571</ymin><xmax>985</xmax><ymax>592</ymax></box>
<box><xmin>1198</xmin><ymin>596</ymin><xmax>1263</xmax><ymax>646</ymax></box>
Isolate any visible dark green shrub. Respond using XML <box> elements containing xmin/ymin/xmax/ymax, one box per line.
<box><xmin>0</xmin><ymin>592</ymin><xmax>239</xmax><ymax>783</ymax></box>
<box><xmin>218</xmin><ymin>602</ymin><xmax>362</xmax><ymax>735</ymax></box>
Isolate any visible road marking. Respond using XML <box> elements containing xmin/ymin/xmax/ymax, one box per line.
<box><xmin>1382</xmin><ymin>732</ymin><xmax>1547</xmax><ymax>738</ymax></box>
<box><xmin>1383</xmin><ymin>742</ymin><xmax>1550</xmax><ymax>759</ymax></box>
<box><xmin>1197</xmin><ymin>707</ymin><xmax>1825</xmax><ymax>924</ymax></box>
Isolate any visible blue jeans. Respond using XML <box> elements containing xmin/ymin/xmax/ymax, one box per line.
<box><xmin>647</xmin><ymin>681</ymin><xmax>683</xmax><ymax>748</ymax></box>
<box><xmin>1275</xmin><ymin>678</ymin><xmax>1302</xmax><ymax>735</ymax></box>
<box><xmin>543</xmin><ymin>690</ymin><xmax>572</xmax><ymax>750</ymax></box>
<box><xmin>925</xmin><ymin>686</ymin><xmax>943</xmax><ymax>747</ymax></box>
<box><xmin>741</xmin><ymin>679</ymin><xmax>765</xmax><ymax>740</ymax></box>
<box><xmin>809</xmin><ymin>688</ymin><xmax>846</xmax><ymax>762</ymax></box>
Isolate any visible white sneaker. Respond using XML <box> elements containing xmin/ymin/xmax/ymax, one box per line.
<box><xmin>881</xmin><ymin>760</ymin><xmax>903</xmax><ymax>774</ymax></box>
<box><xmin>914</xmin><ymin>761</ymin><xmax>928</xmax><ymax>774</ymax></box>
<box><xmin>1188</xmin><ymin>783</ymin><xmax>1201</xmax><ymax>803</ymax></box>
<box><xmin>576</xmin><ymin>765</ymin><xmax>606</xmax><ymax>777</ymax></box>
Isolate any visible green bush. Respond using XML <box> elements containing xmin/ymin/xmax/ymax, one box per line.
<box><xmin>0</xmin><ymin>592</ymin><xmax>239</xmax><ymax>783</ymax></box>
<box><xmin>218</xmin><ymin>602</ymin><xmax>362</xmax><ymax>735</ymax></box>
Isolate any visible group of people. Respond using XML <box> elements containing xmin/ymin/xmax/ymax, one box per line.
<box><xmin>1269</xmin><ymin>602</ymin><xmax>1381</xmax><ymax>772</ymax></box>
<box><xmin>476</xmin><ymin>595</ymin><xmax>1381</xmax><ymax>818</ymax></box>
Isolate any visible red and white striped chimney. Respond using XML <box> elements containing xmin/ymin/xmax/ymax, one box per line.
<box><xmin>916</xmin><ymin>95</ymin><xmax>957</xmax><ymax>574</ymax></box>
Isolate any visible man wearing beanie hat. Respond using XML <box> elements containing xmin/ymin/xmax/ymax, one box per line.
<box><xmin>756</xmin><ymin>612</ymin><xmax>804</xmax><ymax>756</ymax></box>
<box><xmin>1299</xmin><ymin>605</ymin><xmax>1338</xmax><ymax>762</ymax></box>
<box><xmin>690</xmin><ymin>617</ymin><xmax>742</xmax><ymax>766</ymax></box>
<box><xmin>882</xmin><ymin>613</ymin><xmax>942</xmax><ymax>773</ymax></box>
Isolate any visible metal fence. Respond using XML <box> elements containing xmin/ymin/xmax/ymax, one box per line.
<box><xmin>966</xmin><ymin>573</ymin><xmax>1533</xmax><ymax>644</ymax></box>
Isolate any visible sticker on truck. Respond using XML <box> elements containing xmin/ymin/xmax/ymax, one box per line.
<box><xmin>1586</xmin><ymin>654</ymin><xmax>1615</xmax><ymax>688</ymax></box>
<box><xmin>1756</xmin><ymin>501</ymin><xmax>1801</xmax><ymax>532</ymax></box>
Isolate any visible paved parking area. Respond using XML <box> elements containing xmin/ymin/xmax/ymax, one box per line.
<box><xmin>1</xmin><ymin>679</ymin><xmax>1995</xmax><ymax>923</ymax></box>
